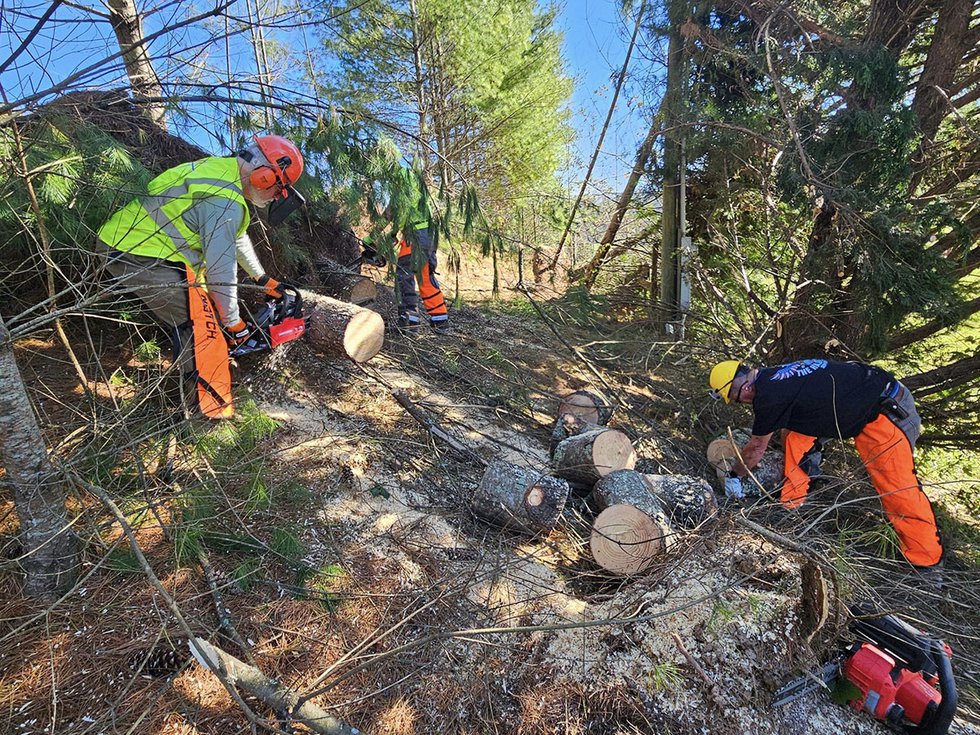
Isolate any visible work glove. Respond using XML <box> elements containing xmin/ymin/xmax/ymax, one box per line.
<box><xmin>255</xmin><ymin>274</ymin><xmax>287</xmax><ymax>301</ymax></box>
<box><xmin>724</xmin><ymin>472</ymin><xmax>745</xmax><ymax>500</ymax></box>
<box><xmin>361</xmin><ymin>246</ymin><xmax>387</xmax><ymax>268</ymax></box>
<box><xmin>223</xmin><ymin>319</ymin><xmax>256</xmax><ymax>346</ymax></box>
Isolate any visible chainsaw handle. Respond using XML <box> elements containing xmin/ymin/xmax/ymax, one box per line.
<box><xmin>915</xmin><ymin>639</ymin><xmax>956</xmax><ymax>735</ymax></box>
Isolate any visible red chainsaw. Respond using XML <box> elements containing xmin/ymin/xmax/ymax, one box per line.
<box><xmin>230</xmin><ymin>285</ymin><xmax>307</xmax><ymax>357</ymax></box>
<box><xmin>772</xmin><ymin>602</ymin><xmax>957</xmax><ymax>734</ymax></box>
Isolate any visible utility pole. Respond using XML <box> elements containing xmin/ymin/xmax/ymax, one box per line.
<box><xmin>658</xmin><ymin>1</ymin><xmax>689</xmax><ymax>337</ymax></box>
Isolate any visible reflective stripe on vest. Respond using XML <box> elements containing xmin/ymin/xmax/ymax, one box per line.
<box><xmin>98</xmin><ymin>157</ymin><xmax>249</xmax><ymax>274</ymax></box>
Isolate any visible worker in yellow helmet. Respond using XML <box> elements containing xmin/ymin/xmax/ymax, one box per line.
<box><xmin>709</xmin><ymin>358</ymin><xmax>944</xmax><ymax>582</ymax></box>
<box><xmin>97</xmin><ymin>135</ymin><xmax>304</xmax><ymax>418</ymax></box>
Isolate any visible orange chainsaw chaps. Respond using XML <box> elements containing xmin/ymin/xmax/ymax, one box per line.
<box><xmin>185</xmin><ymin>266</ymin><xmax>234</xmax><ymax>419</ymax></box>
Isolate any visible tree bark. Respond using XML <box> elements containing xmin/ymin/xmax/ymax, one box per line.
<box><xmin>590</xmin><ymin>504</ymin><xmax>671</xmax><ymax>575</ymax></box>
<box><xmin>190</xmin><ymin>638</ymin><xmax>359</xmax><ymax>735</ymax></box>
<box><xmin>471</xmin><ymin>460</ymin><xmax>570</xmax><ymax>534</ymax></box>
<box><xmin>642</xmin><ymin>473</ymin><xmax>719</xmax><ymax>529</ymax></box>
<box><xmin>300</xmin><ymin>290</ymin><xmax>385</xmax><ymax>362</ymax></box>
<box><xmin>107</xmin><ymin>0</ymin><xmax>166</xmax><ymax>130</ymax></box>
<box><xmin>552</xmin><ymin>428</ymin><xmax>637</xmax><ymax>486</ymax></box>
<box><xmin>314</xmin><ymin>257</ymin><xmax>378</xmax><ymax>305</ymax></box>
<box><xmin>0</xmin><ymin>314</ymin><xmax>77</xmax><ymax>597</ymax></box>
<box><xmin>549</xmin><ymin>413</ymin><xmax>599</xmax><ymax>459</ymax></box>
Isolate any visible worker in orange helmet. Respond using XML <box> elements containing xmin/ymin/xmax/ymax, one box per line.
<box><xmin>97</xmin><ymin>134</ymin><xmax>305</xmax><ymax>418</ymax></box>
<box><xmin>709</xmin><ymin>358</ymin><xmax>944</xmax><ymax>584</ymax></box>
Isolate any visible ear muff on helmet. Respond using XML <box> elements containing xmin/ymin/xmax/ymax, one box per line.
<box><xmin>248</xmin><ymin>164</ymin><xmax>282</xmax><ymax>189</ymax></box>
<box><xmin>249</xmin><ymin>165</ymin><xmax>281</xmax><ymax>191</ymax></box>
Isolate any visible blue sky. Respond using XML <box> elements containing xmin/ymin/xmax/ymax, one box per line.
<box><xmin>0</xmin><ymin>0</ymin><xmax>650</xmax><ymax>189</ymax></box>
<box><xmin>557</xmin><ymin>0</ymin><xmax>649</xmax><ymax>188</ymax></box>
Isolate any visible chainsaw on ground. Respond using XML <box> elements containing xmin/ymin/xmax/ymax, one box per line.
<box><xmin>230</xmin><ymin>285</ymin><xmax>307</xmax><ymax>357</ymax></box>
<box><xmin>772</xmin><ymin>602</ymin><xmax>956</xmax><ymax>734</ymax></box>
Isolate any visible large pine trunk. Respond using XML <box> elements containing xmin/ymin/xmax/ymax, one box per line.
<box><xmin>0</xmin><ymin>315</ymin><xmax>77</xmax><ymax>597</ymax></box>
<box><xmin>471</xmin><ymin>461</ymin><xmax>570</xmax><ymax>534</ymax></box>
<box><xmin>552</xmin><ymin>428</ymin><xmax>636</xmax><ymax>486</ymax></box>
<box><xmin>557</xmin><ymin>390</ymin><xmax>613</xmax><ymax>426</ymax></box>
<box><xmin>300</xmin><ymin>290</ymin><xmax>385</xmax><ymax>362</ymax></box>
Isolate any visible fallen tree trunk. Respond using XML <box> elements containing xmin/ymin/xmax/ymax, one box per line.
<box><xmin>471</xmin><ymin>460</ymin><xmax>570</xmax><ymax>534</ymax></box>
<box><xmin>590</xmin><ymin>504</ymin><xmax>670</xmax><ymax>575</ymax></box>
<box><xmin>300</xmin><ymin>289</ymin><xmax>385</xmax><ymax>363</ymax></box>
<box><xmin>553</xmin><ymin>428</ymin><xmax>636</xmax><ymax>486</ymax></box>
<box><xmin>190</xmin><ymin>638</ymin><xmax>358</xmax><ymax>735</ymax></box>
<box><xmin>557</xmin><ymin>390</ymin><xmax>613</xmax><ymax>425</ymax></box>
<box><xmin>314</xmin><ymin>257</ymin><xmax>378</xmax><ymax>305</ymax></box>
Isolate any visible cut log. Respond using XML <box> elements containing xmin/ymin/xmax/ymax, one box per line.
<box><xmin>557</xmin><ymin>390</ymin><xmax>613</xmax><ymax>426</ymax></box>
<box><xmin>314</xmin><ymin>257</ymin><xmax>378</xmax><ymax>305</ymax></box>
<box><xmin>706</xmin><ymin>436</ymin><xmax>782</xmax><ymax>496</ymax></box>
<box><xmin>300</xmin><ymin>289</ymin><xmax>385</xmax><ymax>363</ymax></box>
<box><xmin>590</xmin><ymin>504</ymin><xmax>669</xmax><ymax>575</ymax></box>
<box><xmin>642</xmin><ymin>474</ymin><xmax>718</xmax><ymax>528</ymax></box>
<box><xmin>590</xmin><ymin>470</ymin><xmax>716</xmax><ymax>530</ymax></box>
<box><xmin>471</xmin><ymin>460</ymin><xmax>570</xmax><ymax>534</ymax></box>
<box><xmin>549</xmin><ymin>412</ymin><xmax>601</xmax><ymax>459</ymax></box>
<box><xmin>553</xmin><ymin>428</ymin><xmax>636</xmax><ymax>486</ymax></box>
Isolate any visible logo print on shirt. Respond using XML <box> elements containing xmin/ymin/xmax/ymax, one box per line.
<box><xmin>771</xmin><ymin>359</ymin><xmax>828</xmax><ymax>381</ymax></box>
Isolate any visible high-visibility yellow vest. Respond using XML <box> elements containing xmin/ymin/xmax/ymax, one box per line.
<box><xmin>98</xmin><ymin>157</ymin><xmax>249</xmax><ymax>274</ymax></box>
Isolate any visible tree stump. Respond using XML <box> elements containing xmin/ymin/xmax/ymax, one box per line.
<box><xmin>300</xmin><ymin>289</ymin><xmax>385</xmax><ymax>362</ymax></box>
<box><xmin>553</xmin><ymin>428</ymin><xmax>636</xmax><ymax>486</ymax></box>
<box><xmin>706</xmin><ymin>436</ymin><xmax>782</xmax><ymax>496</ymax></box>
<box><xmin>557</xmin><ymin>390</ymin><xmax>613</xmax><ymax>426</ymax></box>
<box><xmin>590</xmin><ymin>504</ymin><xmax>670</xmax><ymax>575</ymax></box>
<box><xmin>314</xmin><ymin>257</ymin><xmax>378</xmax><ymax>305</ymax></box>
<box><xmin>471</xmin><ymin>460</ymin><xmax>570</xmax><ymax>534</ymax></box>
<box><xmin>642</xmin><ymin>474</ymin><xmax>718</xmax><ymax>528</ymax></box>
<box><xmin>549</xmin><ymin>413</ymin><xmax>601</xmax><ymax>459</ymax></box>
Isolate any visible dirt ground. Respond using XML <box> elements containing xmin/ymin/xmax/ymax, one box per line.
<box><xmin>1</xmin><ymin>272</ymin><xmax>978</xmax><ymax>735</ymax></box>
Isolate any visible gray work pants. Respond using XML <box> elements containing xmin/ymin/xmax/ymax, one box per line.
<box><xmin>97</xmin><ymin>242</ymin><xmax>194</xmax><ymax>374</ymax></box>
<box><xmin>396</xmin><ymin>226</ymin><xmax>440</xmax><ymax>320</ymax></box>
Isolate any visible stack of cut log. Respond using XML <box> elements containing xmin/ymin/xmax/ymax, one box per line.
<box><xmin>471</xmin><ymin>390</ymin><xmax>718</xmax><ymax>576</ymax></box>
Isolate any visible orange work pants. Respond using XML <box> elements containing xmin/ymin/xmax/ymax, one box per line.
<box><xmin>780</xmin><ymin>417</ymin><xmax>943</xmax><ymax>566</ymax></box>
<box><xmin>397</xmin><ymin>230</ymin><xmax>447</xmax><ymax>321</ymax></box>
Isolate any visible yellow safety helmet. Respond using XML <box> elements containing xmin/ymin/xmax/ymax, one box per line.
<box><xmin>709</xmin><ymin>360</ymin><xmax>743</xmax><ymax>403</ymax></box>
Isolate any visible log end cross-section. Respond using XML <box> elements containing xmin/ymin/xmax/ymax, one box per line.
<box><xmin>590</xmin><ymin>504</ymin><xmax>669</xmax><ymax>576</ymax></box>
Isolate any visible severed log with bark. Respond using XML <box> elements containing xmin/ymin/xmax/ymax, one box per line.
<box><xmin>549</xmin><ymin>412</ymin><xmax>600</xmax><ymax>459</ymax></box>
<box><xmin>471</xmin><ymin>460</ymin><xmax>570</xmax><ymax>534</ymax></box>
<box><xmin>190</xmin><ymin>638</ymin><xmax>359</xmax><ymax>735</ymax></box>
<box><xmin>300</xmin><ymin>289</ymin><xmax>385</xmax><ymax>363</ymax></box>
<box><xmin>706</xmin><ymin>434</ymin><xmax>783</xmax><ymax>496</ymax></box>
<box><xmin>557</xmin><ymin>390</ymin><xmax>613</xmax><ymax>426</ymax></box>
<box><xmin>642</xmin><ymin>473</ymin><xmax>718</xmax><ymax>528</ymax></box>
<box><xmin>314</xmin><ymin>257</ymin><xmax>378</xmax><ymax>305</ymax></box>
<box><xmin>553</xmin><ymin>428</ymin><xmax>636</xmax><ymax>487</ymax></box>
<box><xmin>590</xmin><ymin>504</ymin><xmax>670</xmax><ymax>576</ymax></box>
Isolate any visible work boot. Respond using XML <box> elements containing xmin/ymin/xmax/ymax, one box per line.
<box><xmin>431</xmin><ymin>317</ymin><xmax>451</xmax><ymax>336</ymax></box>
<box><xmin>396</xmin><ymin>314</ymin><xmax>420</xmax><ymax>335</ymax></box>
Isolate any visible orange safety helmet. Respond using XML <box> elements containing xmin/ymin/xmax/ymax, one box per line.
<box><xmin>250</xmin><ymin>135</ymin><xmax>304</xmax><ymax>197</ymax></box>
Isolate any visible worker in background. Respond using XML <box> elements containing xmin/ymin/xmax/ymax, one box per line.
<box><xmin>97</xmin><ymin>135</ymin><xmax>304</xmax><ymax>418</ymax></box>
<box><xmin>709</xmin><ymin>358</ymin><xmax>944</xmax><ymax>580</ymax></box>
<box><xmin>362</xmin><ymin>165</ymin><xmax>449</xmax><ymax>335</ymax></box>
